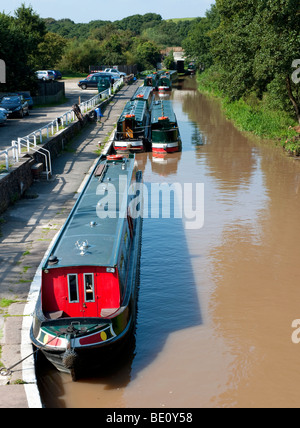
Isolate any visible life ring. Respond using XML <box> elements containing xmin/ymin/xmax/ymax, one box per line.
<box><xmin>158</xmin><ymin>116</ymin><xmax>169</xmax><ymax>121</ymax></box>
<box><xmin>107</xmin><ymin>154</ymin><xmax>124</xmax><ymax>161</ymax></box>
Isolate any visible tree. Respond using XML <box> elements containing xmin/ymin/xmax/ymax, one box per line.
<box><xmin>142</xmin><ymin>21</ymin><xmax>182</xmax><ymax>47</ymax></box>
<box><xmin>182</xmin><ymin>6</ymin><xmax>219</xmax><ymax>69</ymax></box>
<box><xmin>14</xmin><ymin>3</ymin><xmax>47</xmax><ymax>67</ymax></box>
<box><xmin>211</xmin><ymin>0</ymin><xmax>300</xmax><ymax>122</ymax></box>
<box><xmin>0</xmin><ymin>12</ymin><xmax>37</xmax><ymax>91</ymax></box>
<box><xmin>133</xmin><ymin>40</ymin><xmax>161</xmax><ymax>70</ymax></box>
<box><xmin>252</xmin><ymin>0</ymin><xmax>300</xmax><ymax>123</ymax></box>
<box><xmin>101</xmin><ymin>34</ymin><xmax>127</xmax><ymax>65</ymax></box>
<box><xmin>58</xmin><ymin>39</ymin><xmax>103</xmax><ymax>73</ymax></box>
<box><xmin>89</xmin><ymin>23</ymin><xmax>118</xmax><ymax>42</ymax></box>
<box><xmin>36</xmin><ymin>32</ymin><xmax>68</xmax><ymax>69</ymax></box>
<box><xmin>115</xmin><ymin>13</ymin><xmax>162</xmax><ymax>34</ymax></box>
<box><xmin>163</xmin><ymin>51</ymin><xmax>175</xmax><ymax>70</ymax></box>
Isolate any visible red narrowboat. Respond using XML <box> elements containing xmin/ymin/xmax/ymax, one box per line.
<box><xmin>30</xmin><ymin>154</ymin><xmax>143</xmax><ymax>380</ymax></box>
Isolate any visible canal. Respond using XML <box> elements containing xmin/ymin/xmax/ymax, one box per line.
<box><xmin>37</xmin><ymin>76</ymin><xmax>300</xmax><ymax>408</ymax></box>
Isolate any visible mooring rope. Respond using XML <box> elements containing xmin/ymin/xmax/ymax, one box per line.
<box><xmin>0</xmin><ymin>332</ymin><xmax>66</xmax><ymax>377</ymax></box>
<box><xmin>0</xmin><ymin>323</ymin><xmax>103</xmax><ymax>377</ymax></box>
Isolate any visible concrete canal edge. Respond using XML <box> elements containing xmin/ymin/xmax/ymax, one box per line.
<box><xmin>19</xmin><ymin>127</ymin><xmax>117</xmax><ymax>408</ymax></box>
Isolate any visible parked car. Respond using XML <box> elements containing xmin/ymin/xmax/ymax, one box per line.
<box><xmin>51</xmin><ymin>70</ymin><xmax>62</xmax><ymax>80</ymax></box>
<box><xmin>36</xmin><ymin>70</ymin><xmax>55</xmax><ymax>81</ymax></box>
<box><xmin>0</xmin><ymin>92</ymin><xmax>33</xmax><ymax>110</ymax></box>
<box><xmin>0</xmin><ymin>95</ymin><xmax>29</xmax><ymax>118</ymax></box>
<box><xmin>16</xmin><ymin>91</ymin><xmax>34</xmax><ymax>109</ymax></box>
<box><xmin>78</xmin><ymin>73</ymin><xmax>113</xmax><ymax>90</ymax></box>
<box><xmin>0</xmin><ymin>108</ymin><xmax>8</xmax><ymax>125</ymax></box>
<box><xmin>103</xmin><ymin>68</ymin><xmax>126</xmax><ymax>78</ymax></box>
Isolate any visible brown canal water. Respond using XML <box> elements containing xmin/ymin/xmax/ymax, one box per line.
<box><xmin>37</xmin><ymin>77</ymin><xmax>300</xmax><ymax>408</ymax></box>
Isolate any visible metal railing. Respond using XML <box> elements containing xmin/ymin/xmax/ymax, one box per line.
<box><xmin>15</xmin><ymin>138</ymin><xmax>52</xmax><ymax>180</ymax></box>
<box><xmin>0</xmin><ymin>142</ymin><xmax>19</xmax><ymax>173</ymax></box>
<box><xmin>0</xmin><ymin>81</ymin><xmax>123</xmax><ymax>175</ymax></box>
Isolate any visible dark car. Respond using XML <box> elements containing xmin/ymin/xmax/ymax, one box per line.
<box><xmin>17</xmin><ymin>91</ymin><xmax>34</xmax><ymax>109</ymax></box>
<box><xmin>0</xmin><ymin>92</ymin><xmax>33</xmax><ymax>110</ymax></box>
<box><xmin>52</xmin><ymin>70</ymin><xmax>62</xmax><ymax>80</ymax></box>
<box><xmin>0</xmin><ymin>95</ymin><xmax>29</xmax><ymax>118</ymax></box>
<box><xmin>78</xmin><ymin>73</ymin><xmax>113</xmax><ymax>90</ymax></box>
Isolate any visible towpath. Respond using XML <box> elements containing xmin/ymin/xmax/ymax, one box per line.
<box><xmin>0</xmin><ymin>79</ymin><xmax>141</xmax><ymax>408</ymax></box>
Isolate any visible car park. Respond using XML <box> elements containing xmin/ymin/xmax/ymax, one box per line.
<box><xmin>36</xmin><ymin>70</ymin><xmax>55</xmax><ymax>81</ymax></box>
<box><xmin>78</xmin><ymin>73</ymin><xmax>113</xmax><ymax>89</ymax></box>
<box><xmin>0</xmin><ymin>95</ymin><xmax>29</xmax><ymax>118</ymax></box>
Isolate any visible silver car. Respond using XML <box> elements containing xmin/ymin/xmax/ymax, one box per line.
<box><xmin>103</xmin><ymin>68</ymin><xmax>126</xmax><ymax>78</ymax></box>
<box><xmin>36</xmin><ymin>70</ymin><xmax>55</xmax><ymax>81</ymax></box>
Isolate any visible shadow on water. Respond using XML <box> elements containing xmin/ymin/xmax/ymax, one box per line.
<box><xmin>132</xmin><ymin>196</ymin><xmax>203</xmax><ymax>373</ymax></box>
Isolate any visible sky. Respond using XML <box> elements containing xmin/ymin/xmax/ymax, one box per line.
<box><xmin>1</xmin><ymin>0</ymin><xmax>215</xmax><ymax>23</ymax></box>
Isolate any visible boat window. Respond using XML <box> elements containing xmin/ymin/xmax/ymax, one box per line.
<box><xmin>68</xmin><ymin>274</ymin><xmax>79</xmax><ymax>303</ymax></box>
<box><xmin>84</xmin><ymin>273</ymin><xmax>95</xmax><ymax>302</ymax></box>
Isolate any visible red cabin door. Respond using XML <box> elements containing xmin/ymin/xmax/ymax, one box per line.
<box><xmin>67</xmin><ymin>273</ymin><xmax>98</xmax><ymax>317</ymax></box>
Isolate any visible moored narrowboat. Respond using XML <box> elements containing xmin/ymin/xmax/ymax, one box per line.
<box><xmin>30</xmin><ymin>154</ymin><xmax>143</xmax><ymax>380</ymax></box>
<box><xmin>157</xmin><ymin>70</ymin><xmax>178</xmax><ymax>92</ymax></box>
<box><xmin>151</xmin><ymin>100</ymin><xmax>182</xmax><ymax>154</ymax></box>
<box><xmin>157</xmin><ymin>74</ymin><xmax>172</xmax><ymax>92</ymax></box>
<box><xmin>114</xmin><ymin>99</ymin><xmax>151</xmax><ymax>153</ymax></box>
<box><xmin>187</xmin><ymin>62</ymin><xmax>196</xmax><ymax>75</ymax></box>
<box><xmin>131</xmin><ymin>86</ymin><xmax>154</xmax><ymax>110</ymax></box>
<box><xmin>144</xmin><ymin>72</ymin><xmax>160</xmax><ymax>88</ymax></box>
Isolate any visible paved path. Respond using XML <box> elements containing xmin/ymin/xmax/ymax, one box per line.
<box><xmin>0</xmin><ymin>79</ymin><xmax>101</xmax><ymax>150</ymax></box>
<box><xmin>0</xmin><ymin>79</ymin><xmax>141</xmax><ymax>408</ymax></box>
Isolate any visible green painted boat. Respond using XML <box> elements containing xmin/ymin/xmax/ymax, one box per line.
<box><xmin>114</xmin><ymin>98</ymin><xmax>151</xmax><ymax>153</ymax></box>
<box><xmin>131</xmin><ymin>86</ymin><xmax>155</xmax><ymax>110</ymax></box>
<box><xmin>157</xmin><ymin>70</ymin><xmax>178</xmax><ymax>92</ymax></box>
<box><xmin>151</xmin><ymin>100</ymin><xmax>181</xmax><ymax>153</ymax></box>
<box><xmin>144</xmin><ymin>72</ymin><xmax>160</xmax><ymax>88</ymax></box>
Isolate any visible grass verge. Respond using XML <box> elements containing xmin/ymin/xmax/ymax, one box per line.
<box><xmin>197</xmin><ymin>71</ymin><xmax>299</xmax><ymax>155</ymax></box>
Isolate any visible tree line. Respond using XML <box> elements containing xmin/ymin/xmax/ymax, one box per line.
<box><xmin>0</xmin><ymin>5</ymin><xmax>196</xmax><ymax>92</ymax></box>
<box><xmin>183</xmin><ymin>0</ymin><xmax>300</xmax><ymax>125</ymax></box>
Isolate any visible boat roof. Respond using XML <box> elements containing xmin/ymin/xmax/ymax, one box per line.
<box><xmin>131</xmin><ymin>86</ymin><xmax>154</xmax><ymax>102</ymax></box>
<box><xmin>151</xmin><ymin>100</ymin><xmax>177</xmax><ymax>124</ymax></box>
<box><xmin>118</xmin><ymin>99</ymin><xmax>147</xmax><ymax>123</ymax></box>
<box><xmin>43</xmin><ymin>155</ymin><xmax>136</xmax><ymax>270</ymax></box>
